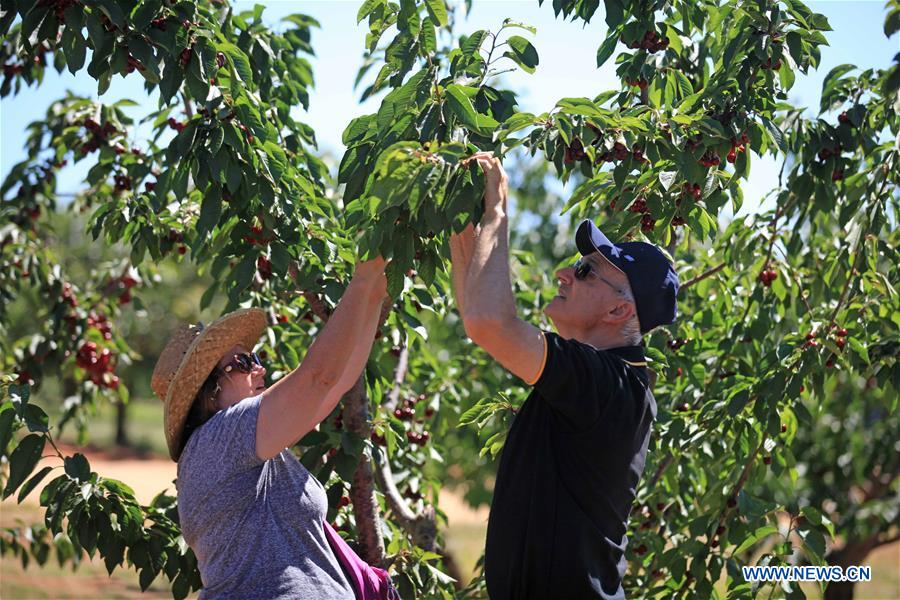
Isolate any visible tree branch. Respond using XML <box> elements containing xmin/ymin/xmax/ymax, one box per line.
<box><xmin>373</xmin><ymin>344</ymin><xmax>438</xmax><ymax>550</ymax></box>
<box><xmin>679</xmin><ymin>262</ymin><xmax>726</xmax><ymax>292</ymax></box>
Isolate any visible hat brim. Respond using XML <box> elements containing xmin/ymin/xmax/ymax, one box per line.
<box><xmin>163</xmin><ymin>308</ymin><xmax>267</xmax><ymax>461</ymax></box>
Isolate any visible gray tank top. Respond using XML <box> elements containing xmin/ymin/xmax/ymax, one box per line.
<box><xmin>176</xmin><ymin>394</ymin><xmax>355</xmax><ymax>599</ymax></box>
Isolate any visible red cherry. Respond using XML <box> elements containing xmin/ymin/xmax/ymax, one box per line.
<box><xmin>177</xmin><ymin>245</ymin><xmax>187</xmax><ymax>255</ymax></box>
<box><xmin>711</xmin><ymin>538</ymin><xmax>719</xmax><ymax>548</ymax></box>
<box><xmin>339</xmin><ymin>496</ymin><xmax>350</xmax><ymax>507</ymax></box>
<box><xmin>328</xmin><ymin>448</ymin><xmax>338</xmax><ymax>458</ymax></box>
<box><xmin>825</xmin><ymin>359</ymin><xmax>835</xmax><ymax>368</ymax></box>
<box><xmin>837</xmin><ymin>111</ymin><xmax>850</xmax><ymax>125</ymax></box>
<box><xmin>216</xmin><ymin>52</ymin><xmax>226</xmax><ymax>68</ymax></box>
<box><xmin>832</xmin><ymin>169</ymin><xmax>844</xmax><ymax>181</ymax></box>
<box><xmin>424</xmin><ymin>407</ymin><xmax>435</xmax><ymax>418</ymax></box>
<box><xmin>276</xmin><ymin>314</ymin><xmax>289</xmax><ymax>324</ymax></box>
<box><xmin>716</xmin><ymin>525</ymin><xmax>725</xmax><ymax>535</ymax></box>
<box><xmin>763</xmin><ymin>456</ymin><xmax>772</xmax><ymax>465</ymax></box>
<box><xmin>635</xmin><ymin>544</ymin><xmax>647</xmax><ymax>556</ymax></box>
<box><xmin>781</xmin><ymin>424</ymin><xmax>788</xmax><ymax>433</ymax></box>
<box><xmin>836</xmin><ymin>328</ymin><xmax>848</xmax><ymax>337</ymax></box>
<box><xmin>118</xmin><ymin>291</ymin><xmax>131</xmax><ymax>305</ymax></box>
<box><xmin>726</xmin><ymin>150</ymin><xmax>736</xmax><ymax>163</ymax></box>
<box><xmin>836</xmin><ymin>338</ymin><xmax>845</xmax><ymax>350</ymax></box>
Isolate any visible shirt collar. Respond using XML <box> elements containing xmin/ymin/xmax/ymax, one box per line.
<box><xmin>603</xmin><ymin>344</ymin><xmax>648</xmax><ymax>369</ymax></box>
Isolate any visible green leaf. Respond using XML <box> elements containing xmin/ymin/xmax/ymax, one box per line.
<box><xmin>461</xmin><ymin>30</ymin><xmax>488</xmax><ymax>55</ymax></box>
<box><xmin>445</xmin><ymin>84</ymin><xmax>499</xmax><ymax>133</ymax></box>
<box><xmin>385</xmin><ymin>261</ymin><xmax>405</xmax><ymax>298</ymax></box>
<box><xmin>760</xmin><ymin>116</ymin><xmax>787</xmax><ymax>152</ymax></box>
<box><xmin>3</xmin><ymin>434</ymin><xmax>46</xmax><ymax>499</ymax></box>
<box><xmin>357</xmin><ymin>0</ymin><xmax>385</xmax><ymax>23</ymax></box>
<box><xmin>423</xmin><ymin>0</ymin><xmax>448</xmax><ymax>27</ymax></box>
<box><xmin>18</xmin><ymin>466</ymin><xmax>53</xmax><ymax>504</ymax></box>
<box><xmin>596</xmin><ymin>28</ymin><xmax>619</xmax><ymax>68</ymax></box>
<box><xmin>64</xmin><ymin>453</ymin><xmax>91</xmax><ymax>482</ymax></box>
<box><xmin>0</xmin><ymin>405</ymin><xmax>15</xmax><ymax>454</ymax></box>
<box><xmin>94</xmin><ymin>0</ymin><xmax>127</xmax><ymax>28</ymax></box>
<box><xmin>196</xmin><ymin>190</ymin><xmax>222</xmax><ymax>237</ymax></box>
<box><xmin>131</xmin><ymin>0</ymin><xmax>163</xmax><ymax>30</ymax></box>
<box><xmin>671</xmin><ymin>69</ymin><xmax>693</xmax><ymax>98</ymax></box>
<box><xmin>220</xmin><ymin>42</ymin><xmax>253</xmax><ymax>85</ymax></box>
<box><xmin>733</xmin><ymin>525</ymin><xmax>779</xmax><ymax>555</ymax></box>
<box><xmin>505</xmin><ymin>35</ymin><xmax>539</xmax><ymax>73</ymax></box>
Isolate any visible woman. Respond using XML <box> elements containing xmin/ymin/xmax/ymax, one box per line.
<box><xmin>151</xmin><ymin>257</ymin><xmax>389</xmax><ymax>599</ymax></box>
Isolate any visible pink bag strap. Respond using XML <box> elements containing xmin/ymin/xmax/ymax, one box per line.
<box><xmin>323</xmin><ymin>521</ymin><xmax>401</xmax><ymax>600</ymax></box>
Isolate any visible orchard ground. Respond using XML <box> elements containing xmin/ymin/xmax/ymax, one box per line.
<box><xmin>1</xmin><ymin>400</ymin><xmax>898</xmax><ymax>599</ymax></box>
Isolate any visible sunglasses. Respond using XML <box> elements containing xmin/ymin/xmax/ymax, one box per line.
<box><xmin>221</xmin><ymin>351</ymin><xmax>262</xmax><ymax>374</ymax></box>
<box><xmin>572</xmin><ymin>258</ymin><xmax>622</xmax><ymax>293</ymax></box>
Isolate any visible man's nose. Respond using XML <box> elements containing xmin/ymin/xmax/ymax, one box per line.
<box><xmin>556</xmin><ymin>267</ymin><xmax>574</xmax><ymax>285</ymax></box>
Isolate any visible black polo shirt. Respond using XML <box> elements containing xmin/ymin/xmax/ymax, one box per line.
<box><xmin>484</xmin><ymin>331</ymin><xmax>656</xmax><ymax>599</ymax></box>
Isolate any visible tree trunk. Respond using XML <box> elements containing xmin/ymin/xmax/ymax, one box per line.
<box><xmin>823</xmin><ymin>537</ymin><xmax>879</xmax><ymax>600</ymax></box>
<box><xmin>114</xmin><ymin>399</ymin><xmax>129</xmax><ymax>447</ymax></box>
<box><xmin>343</xmin><ymin>375</ymin><xmax>386</xmax><ymax>566</ymax></box>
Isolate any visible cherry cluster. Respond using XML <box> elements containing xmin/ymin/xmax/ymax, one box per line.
<box><xmin>125</xmin><ymin>55</ymin><xmax>145</xmax><ymax>74</ymax></box>
<box><xmin>109</xmin><ymin>271</ymin><xmax>138</xmax><ymax>305</ymax></box>
<box><xmin>761</xmin><ymin>57</ymin><xmax>783</xmax><ymax>70</ymax></box>
<box><xmin>257</xmin><ymin>256</ymin><xmax>273</xmax><ymax>280</ymax></box>
<box><xmin>666</xmin><ymin>337</ymin><xmax>690</xmax><ymax>351</ymax></box>
<box><xmin>243</xmin><ymin>223</ymin><xmax>274</xmax><ymax>246</ymax></box>
<box><xmin>758</xmin><ymin>266</ymin><xmax>778</xmax><ymax>287</ymax></box>
<box><xmin>167</xmin><ymin>117</ymin><xmax>187</xmax><ymax>133</ymax></box>
<box><xmin>817</xmin><ymin>144</ymin><xmax>842</xmax><ymax>161</ymax></box>
<box><xmin>167</xmin><ymin>229</ymin><xmax>187</xmax><ymax>254</ymax></box>
<box><xmin>86</xmin><ymin>311</ymin><xmax>113</xmax><ymax>340</ymax></box>
<box><xmin>80</xmin><ymin>118</ymin><xmax>119</xmax><ymax>155</ymax></box>
<box><xmin>624</xmin><ymin>78</ymin><xmax>648</xmax><ymax>90</ymax></box>
<box><xmin>180</xmin><ymin>47</ymin><xmax>193</xmax><ymax>68</ymax></box>
<box><xmin>598</xmin><ymin>142</ymin><xmax>644</xmax><ymax>164</ymax></box>
<box><xmin>2</xmin><ymin>63</ymin><xmax>24</xmax><ymax>76</ymax></box>
<box><xmin>626</xmin><ymin>197</ymin><xmax>656</xmax><ymax>233</ymax></box>
<box><xmin>726</xmin><ymin>133</ymin><xmax>750</xmax><ymax>163</ymax></box>
<box><xmin>622</xmin><ymin>30</ymin><xmax>670</xmax><ymax>53</ymax></box>
<box><xmin>698</xmin><ymin>151</ymin><xmax>721</xmax><ymax>168</ymax></box>
<box><xmin>76</xmin><ymin>341</ymin><xmax>120</xmax><ymax>389</ymax></box>
<box><xmin>37</xmin><ymin>0</ymin><xmax>79</xmax><ymax>22</ymax></box>
<box><xmin>113</xmin><ymin>173</ymin><xmax>132</xmax><ymax>192</ymax></box>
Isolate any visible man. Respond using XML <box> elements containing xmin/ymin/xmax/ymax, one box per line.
<box><xmin>449</xmin><ymin>152</ymin><xmax>679</xmax><ymax>599</ymax></box>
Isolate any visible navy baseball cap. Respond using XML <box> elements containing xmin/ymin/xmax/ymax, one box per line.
<box><xmin>575</xmin><ymin>219</ymin><xmax>679</xmax><ymax>334</ymax></box>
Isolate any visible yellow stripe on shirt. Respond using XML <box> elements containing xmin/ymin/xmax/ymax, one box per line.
<box><xmin>524</xmin><ymin>330</ymin><xmax>548</xmax><ymax>386</ymax></box>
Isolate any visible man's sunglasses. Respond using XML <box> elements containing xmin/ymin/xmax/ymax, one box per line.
<box><xmin>572</xmin><ymin>258</ymin><xmax>622</xmax><ymax>293</ymax></box>
<box><xmin>221</xmin><ymin>351</ymin><xmax>262</xmax><ymax>374</ymax></box>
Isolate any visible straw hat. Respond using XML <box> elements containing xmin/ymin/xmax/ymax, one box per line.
<box><xmin>151</xmin><ymin>308</ymin><xmax>267</xmax><ymax>461</ymax></box>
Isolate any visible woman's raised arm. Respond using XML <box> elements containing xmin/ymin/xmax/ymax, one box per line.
<box><xmin>256</xmin><ymin>257</ymin><xmax>387</xmax><ymax>459</ymax></box>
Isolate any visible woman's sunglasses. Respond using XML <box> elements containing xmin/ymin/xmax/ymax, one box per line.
<box><xmin>221</xmin><ymin>351</ymin><xmax>262</xmax><ymax>374</ymax></box>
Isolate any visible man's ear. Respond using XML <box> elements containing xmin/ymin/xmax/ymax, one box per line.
<box><xmin>604</xmin><ymin>300</ymin><xmax>636</xmax><ymax>325</ymax></box>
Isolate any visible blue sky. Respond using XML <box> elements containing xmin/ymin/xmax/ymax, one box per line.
<box><xmin>1</xmin><ymin>1</ymin><xmax>897</xmax><ymax>217</ymax></box>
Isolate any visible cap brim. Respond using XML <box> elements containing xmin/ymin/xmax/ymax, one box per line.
<box><xmin>575</xmin><ymin>219</ymin><xmax>627</xmax><ymax>276</ymax></box>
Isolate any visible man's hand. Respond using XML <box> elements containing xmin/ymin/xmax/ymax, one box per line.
<box><xmin>449</xmin><ymin>223</ymin><xmax>476</xmax><ymax>316</ymax></box>
<box><xmin>465</xmin><ymin>151</ymin><xmax>508</xmax><ymax>214</ymax></box>
<box><xmin>354</xmin><ymin>255</ymin><xmax>388</xmax><ymax>297</ymax></box>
